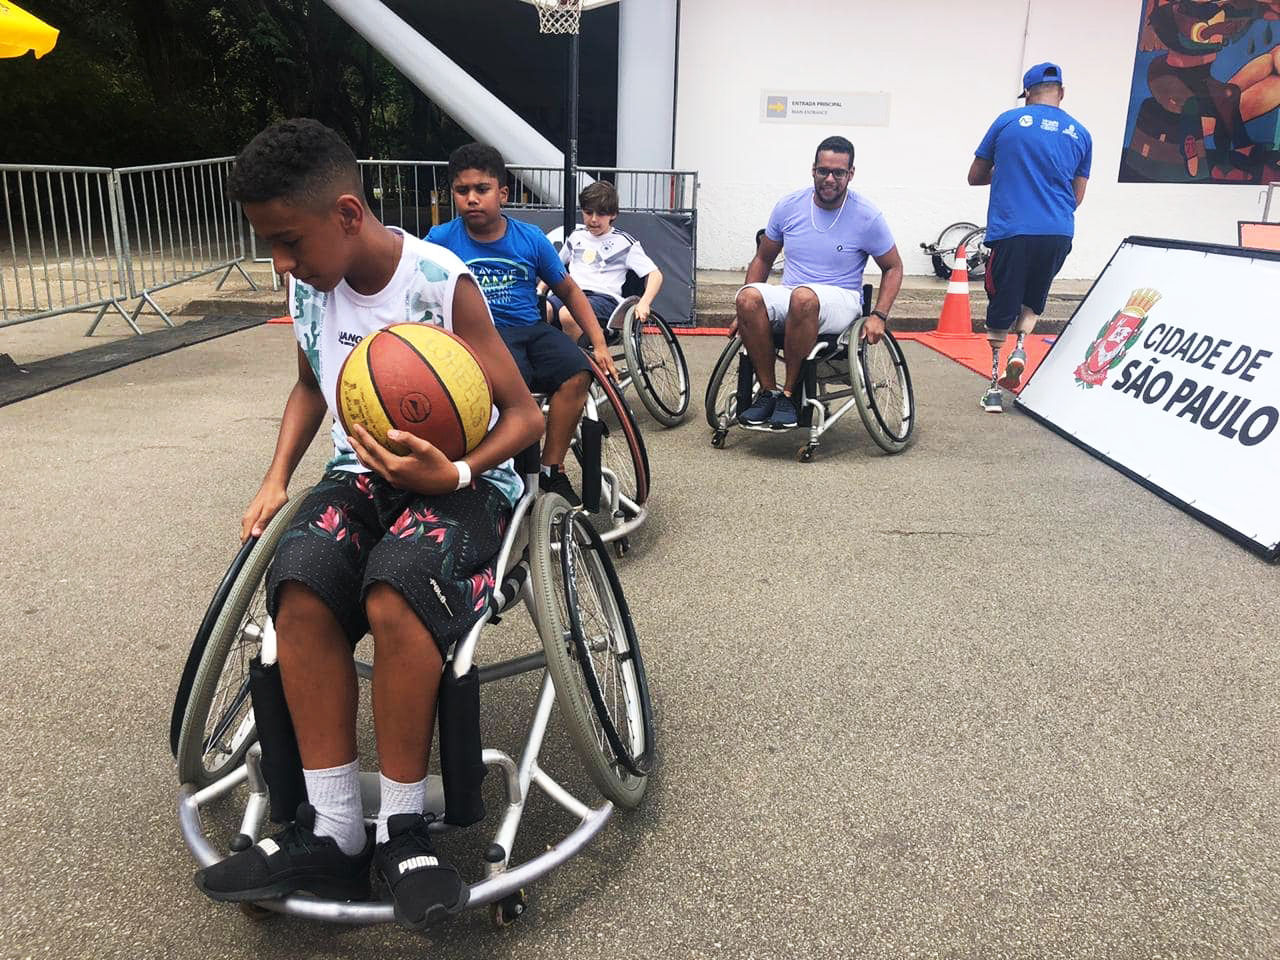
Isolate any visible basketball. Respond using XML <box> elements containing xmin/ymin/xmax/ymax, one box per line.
<box><xmin>336</xmin><ymin>323</ymin><xmax>493</xmax><ymax>461</ymax></box>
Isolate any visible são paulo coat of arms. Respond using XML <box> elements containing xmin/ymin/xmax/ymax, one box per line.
<box><xmin>1073</xmin><ymin>288</ymin><xmax>1161</xmax><ymax>388</ymax></box>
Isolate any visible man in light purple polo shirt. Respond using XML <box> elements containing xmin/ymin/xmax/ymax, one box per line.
<box><xmin>732</xmin><ymin>135</ymin><xmax>904</xmax><ymax>429</ymax></box>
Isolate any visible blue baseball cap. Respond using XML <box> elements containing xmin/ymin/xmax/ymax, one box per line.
<box><xmin>1019</xmin><ymin>62</ymin><xmax>1063</xmax><ymax>97</ymax></box>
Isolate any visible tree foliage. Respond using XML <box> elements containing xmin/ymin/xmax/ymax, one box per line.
<box><xmin>0</xmin><ymin>0</ymin><xmax>467</xmax><ymax>165</ymax></box>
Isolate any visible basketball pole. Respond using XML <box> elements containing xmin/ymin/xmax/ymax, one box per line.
<box><xmin>562</xmin><ymin>28</ymin><xmax>580</xmax><ymax>239</ymax></box>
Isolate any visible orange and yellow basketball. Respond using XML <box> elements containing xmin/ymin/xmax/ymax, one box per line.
<box><xmin>336</xmin><ymin>323</ymin><xmax>492</xmax><ymax>461</ymax></box>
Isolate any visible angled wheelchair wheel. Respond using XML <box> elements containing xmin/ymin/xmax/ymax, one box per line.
<box><xmin>529</xmin><ymin>493</ymin><xmax>654</xmax><ymax>807</ymax></box>
<box><xmin>621</xmin><ymin>304</ymin><xmax>690</xmax><ymax>427</ymax></box>
<box><xmin>704</xmin><ymin>334</ymin><xmax>750</xmax><ymax>432</ymax></box>
<box><xmin>175</xmin><ymin>495</ymin><xmax>307</xmax><ymax>787</ymax></box>
<box><xmin>170</xmin><ymin>536</ymin><xmax>256</xmax><ymax>757</ymax></box>
<box><xmin>851</xmin><ymin>319</ymin><xmax>915</xmax><ymax>454</ymax></box>
<box><xmin>960</xmin><ymin>226</ymin><xmax>991</xmax><ymax>280</ymax></box>
<box><xmin>572</xmin><ymin>359</ymin><xmax>650</xmax><ymax>507</ymax></box>
<box><xmin>925</xmin><ymin>221</ymin><xmax>979</xmax><ymax>279</ymax></box>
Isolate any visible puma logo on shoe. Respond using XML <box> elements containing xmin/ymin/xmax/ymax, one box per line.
<box><xmin>399</xmin><ymin>855</ymin><xmax>439</xmax><ymax>874</ymax></box>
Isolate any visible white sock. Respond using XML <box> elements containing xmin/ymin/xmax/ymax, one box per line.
<box><xmin>541</xmin><ymin>464</ymin><xmax>552</xmax><ymax>478</ymax></box>
<box><xmin>302</xmin><ymin>760</ymin><xmax>367</xmax><ymax>856</ymax></box>
<box><xmin>377</xmin><ymin>773</ymin><xmax>427</xmax><ymax>845</ymax></box>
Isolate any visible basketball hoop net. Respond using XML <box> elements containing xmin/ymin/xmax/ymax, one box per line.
<box><xmin>533</xmin><ymin>0</ymin><xmax>582</xmax><ymax>34</ymax></box>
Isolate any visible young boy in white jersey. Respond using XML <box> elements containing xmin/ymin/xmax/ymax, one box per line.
<box><xmin>545</xmin><ymin>181</ymin><xmax>664</xmax><ymax>344</ymax></box>
<box><xmin>192</xmin><ymin>119</ymin><xmax>543</xmax><ymax>930</ymax></box>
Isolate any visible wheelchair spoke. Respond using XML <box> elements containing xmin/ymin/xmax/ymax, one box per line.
<box><xmin>850</xmin><ymin>324</ymin><xmax>916</xmax><ymax>453</ymax></box>
<box><xmin>201</xmin><ymin>595</ymin><xmax>265</xmax><ymax>771</ymax></box>
<box><xmin>628</xmin><ymin>319</ymin><xmax>689</xmax><ymax>425</ymax></box>
<box><xmin>531</xmin><ymin>494</ymin><xmax>654</xmax><ymax>804</ymax></box>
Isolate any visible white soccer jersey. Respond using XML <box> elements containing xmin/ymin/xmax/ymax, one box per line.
<box><xmin>559</xmin><ymin>227</ymin><xmax>658</xmax><ymax>301</ymax></box>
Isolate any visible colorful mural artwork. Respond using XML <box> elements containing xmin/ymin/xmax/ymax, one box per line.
<box><xmin>1120</xmin><ymin>0</ymin><xmax>1280</xmax><ymax>184</ymax></box>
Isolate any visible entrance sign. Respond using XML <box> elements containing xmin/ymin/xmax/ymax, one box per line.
<box><xmin>759</xmin><ymin>90</ymin><xmax>890</xmax><ymax>127</ymax></box>
<box><xmin>1017</xmin><ymin>237</ymin><xmax>1280</xmax><ymax>561</ymax></box>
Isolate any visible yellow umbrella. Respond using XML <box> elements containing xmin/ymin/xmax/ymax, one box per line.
<box><xmin>0</xmin><ymin>0</ymin><xmax>59</xmax><ymax>59</ymax></box>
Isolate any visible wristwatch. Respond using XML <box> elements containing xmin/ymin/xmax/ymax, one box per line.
<box><xmin>870</xmin><ymin>309</ymin><xmax>889</xmax><ymax>323</ymax></box>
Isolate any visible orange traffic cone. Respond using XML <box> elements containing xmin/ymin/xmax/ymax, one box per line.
<box><xmin>933</xmin><ymin>243</ymin><xmax>973</xmax><ymax>338</ymax></box>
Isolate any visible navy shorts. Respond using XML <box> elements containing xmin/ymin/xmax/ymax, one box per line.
<box><xmin>547</xmin><ymin>290</ymin><xmax>621</xmax><ymax>327</ymax></box>
<box><xmin>498</xmin><ymin>322</ymin><xmax>592</xmax><ymax>394</ymax></box>
<box><xmin>265</xmin><ymin>470</ymin><xmax>511</xmax><ymax>654</ymax></box>
<box><xmin>984</xmin><ymin>235</ymin><xmax>1072</xmax><ymax>331</ymax></box>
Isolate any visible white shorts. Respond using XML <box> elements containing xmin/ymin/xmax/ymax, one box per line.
<box><xmin>737</xmin><ymin>282</ymin><xmax>863</xmax><ymax>337</ymax></box>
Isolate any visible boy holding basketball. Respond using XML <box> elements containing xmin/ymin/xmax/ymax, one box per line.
<box><xmin>193</xmin><ymin>119</ymin><xmax>543</xmax><ymax>930</ymax></box>
<box><xmin>546</xmin><ymin>180</ymin><xmax>664</xmax><ymax>344</ymax></box>
<box><xmin>427</xmin><ymin>143</ymin><xmax>614</xmax><ymax>506</ymax></box>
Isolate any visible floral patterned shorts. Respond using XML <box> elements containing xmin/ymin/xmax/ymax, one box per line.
<box><xmin>265</xmin><ymin>469</ymin><xmax>511</xmax><ymax>653</ymax></box>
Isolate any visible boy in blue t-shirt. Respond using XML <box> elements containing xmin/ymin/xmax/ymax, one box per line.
<box><xmin>428</xmin><ymin>144</ymin><xmax>615</xmax><ymax>506</ymax></box>
<box><xmin>969</xmin><ymin>61</ymin><xmax>1091</xmax><ymax>413</ymax></box>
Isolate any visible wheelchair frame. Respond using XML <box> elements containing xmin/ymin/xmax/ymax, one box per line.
<box><xmin>542</xmin><ymin>356</ymin><xmax>650</xmax><ymax>556</ymax></box>
<box><xmin>541</xmin><ymin>224</ymin><xmax>692</xmax><ymax>430</ymax></box>
<box><xmin>175</xmin><ymin>461</ymin><xmax>655</xmax><ymax>927</ymax></box>
<box><xmin>704</xmin><ymin>286</ymin><xmax>916</xmax><ymax>462</ymax></box>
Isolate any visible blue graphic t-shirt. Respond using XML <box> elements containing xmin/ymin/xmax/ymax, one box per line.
<box><xmin>975</xmin><ymin>104</ymin><xmax>1092</xmax><ymax>241</ymax></box>
<box><xmin>426</xmin><ymin>216</ymin><xmax>566</xmax><ymax>327</ymax></box>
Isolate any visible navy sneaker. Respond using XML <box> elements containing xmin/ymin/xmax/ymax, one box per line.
<box><xmin>193</xmin><ymin>803</ymin><xmax>373</xmax><ymax>903</ymax></box>
<box><xmin>981</xmin><ymin>385</ymin><xmax>1004</xmax><ymax>413</ymax></box>
<box><xmin>769</xmin><ymin>394</ymin><xmax>799</xmax><ymax>429</ymax></box>
<box><xmin>374</xmin><ymin>813</ymin><xmax>467</xmax><ymax>930</ymax></box>
<box><xmin>738</xmin><ymin>389</ymin><xmax>779</xmax><ymax>426</ymax></box>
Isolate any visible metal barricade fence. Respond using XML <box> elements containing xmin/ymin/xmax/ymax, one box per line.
<box><xmin>107</xmin><ymin>158</ymin><xmax>257</xmax><ymax>333</ymax></box>
<box><xmin>0</xmin><ymin>156</ymin><xmax>697</xmax><ymax>330</ymax></box>
<box><xmin>0</xmin><ymin>164</ymin><xmax>135</xmax><ymax>333</ymax></box>
<box><xmin>252</xmin><ymin>162</ymin><xmax>698</xmax><ymax>286</ymax></box>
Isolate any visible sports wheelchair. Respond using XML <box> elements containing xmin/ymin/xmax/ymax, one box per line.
<box><xmin>170</xmin><ymin>448</ymin><xmax>656</xmax><ymax>928</ymax></box>
<box><xmin>704</xmin><ymin>284</ymin><xmax>916</xmax><ymax>461</ymax></box>
<box><xmin>545</xmin><ymin>355</ymin><xmax>650</xmax><ymax>558</ymax></box>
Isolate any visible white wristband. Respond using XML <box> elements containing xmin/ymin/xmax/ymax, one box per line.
<box><xmin>453</xmin><ymin>460</ymin><xmax>472</xmax><ymax>490</ymax></box>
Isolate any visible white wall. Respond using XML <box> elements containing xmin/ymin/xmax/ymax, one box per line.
<box><xmin>673</xmin><ymin>0</ymin><xmax>1271</xmax><ymax>278</ymax></box>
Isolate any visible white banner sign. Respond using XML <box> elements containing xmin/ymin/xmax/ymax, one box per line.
<box><xmin>1018</xmin><ymin>238</ymin><xmax>1280</xmax><ymax>559</ymax></box>
<box><xmin>759</xmin><ymin>90</ymin><xmax>891</xmax><ymax>126</ymax></box>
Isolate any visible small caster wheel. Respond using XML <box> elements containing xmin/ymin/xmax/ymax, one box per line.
<box><xmin>491</xmin><ymin>888</ymin><xmax>529</xmax><ymax>927</ymax></box>
<box><xmin>711</xmin><ymin>430</ymin><xmax>727</xmax><ymax>449</ymax></box>
<box><xmin>797</xmin><ymin>445</ymin><xmax>816</xmax><ymax>463</ymax></box>
<box><xmin>614</xmin><ymin>537</ymin><xmax>630</xmax><ymax>559</ymax></box>
<box><xmin>239</xmin><ymin>901</ymin><xmax>275</xmax><ymax>922</ymax></box>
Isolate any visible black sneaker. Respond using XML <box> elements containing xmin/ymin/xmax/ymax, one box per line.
<box><xmin>374</xmin><ymin>813</ymin><xmax>467</xmax><ymax>930</ymax></box>
<box><xmin>193</xmin><ymin>803</ymin><xmax>373</xmax><ymax>903</ymax></box>
<box><xmin>539</xmin><ymin>469</ymin><xmax>581</xmax><ymax>506</ymax></box>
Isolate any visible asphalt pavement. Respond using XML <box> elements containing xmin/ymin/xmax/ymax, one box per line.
<box><xmin>0</xmin><ymin>326</ymin><xmax>1276</xmax><ymax>959</ymax></box>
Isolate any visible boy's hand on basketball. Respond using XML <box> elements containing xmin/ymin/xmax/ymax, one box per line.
<box><xmin>349</xmin><ymin>424</ymin><xmax>458</xmax><ymax>495</ymax></box>
<box><xmin>242</xmin><ymin>483</ymin><xmax>288</xmax><ymax>543</ymax></box>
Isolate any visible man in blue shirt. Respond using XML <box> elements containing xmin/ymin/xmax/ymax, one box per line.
<box><xmin>428</xmin><ymin>144</ymin><xmax>613</xmax><ymax>504</ymax></box>
<box><xmin>969</xmin><ymin>62</ymin><xmax>1091</xmax><ymax>412</ymax></box>
<box><xmin>733</xmin><ymin>135</ymin><xmax>904</xmax><ymax>429</ymax></box>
